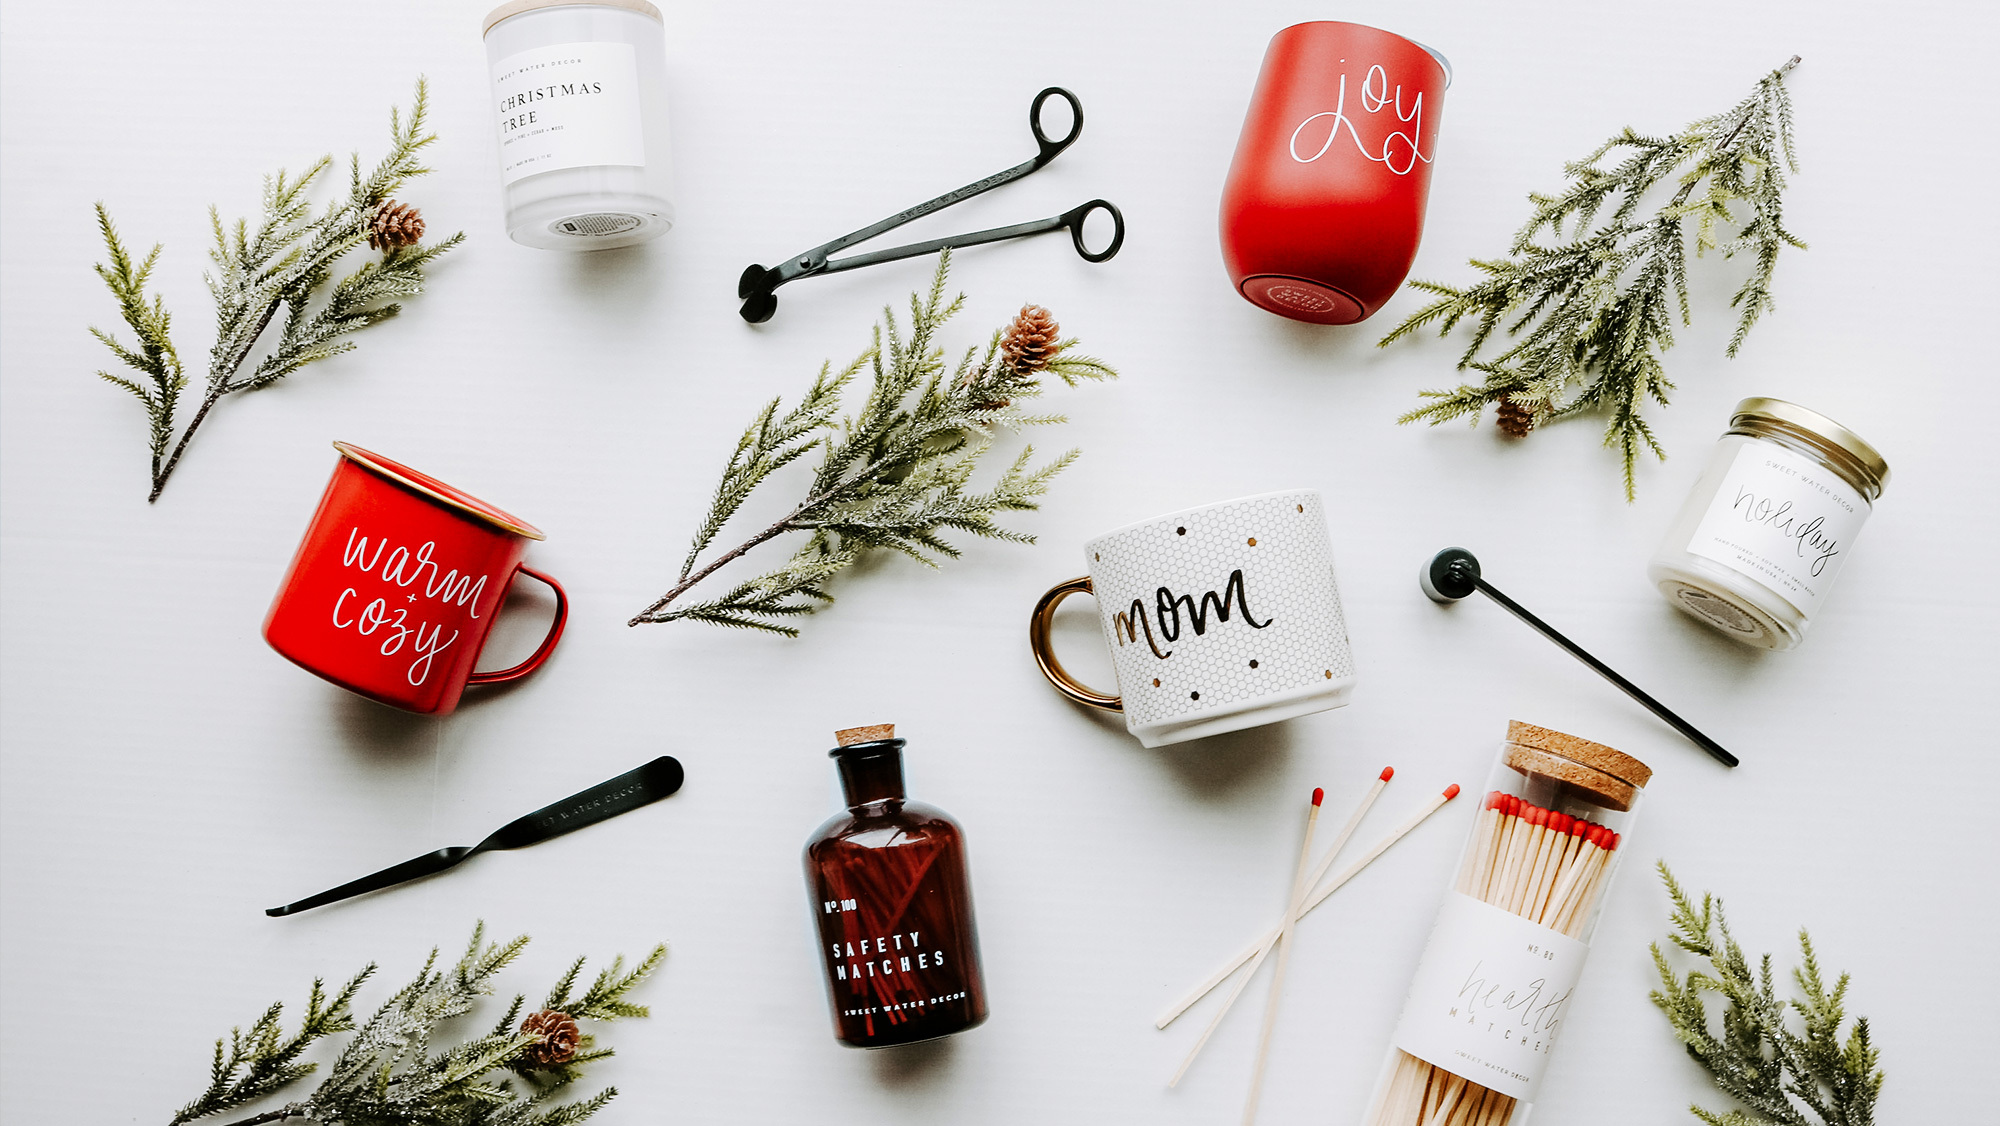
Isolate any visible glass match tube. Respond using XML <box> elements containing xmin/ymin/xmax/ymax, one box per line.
<box><xmin>1362</xmin><ymin>721</ymin><xmax>1652</xmax><ymax>1126</ymax></box>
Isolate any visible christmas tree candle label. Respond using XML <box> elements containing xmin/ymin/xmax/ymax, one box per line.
<box><xmin>489</xmin><ymin>41</ymin><xmax>646</xmax><ymax>185</ymax></box>
<box><xmin>804</xmin><ymin>725</ymin><xmax>988</xmax><ymax>1048</ymax></box>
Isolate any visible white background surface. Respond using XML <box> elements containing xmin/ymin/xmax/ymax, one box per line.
<box><xmin>3</xmin><ymin>1</ymin><xmax>1996</xmax><ymax>1121</ymax></box>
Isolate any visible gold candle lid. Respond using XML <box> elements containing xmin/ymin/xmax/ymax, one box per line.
<box><xmin>1729</xmin><ymin>397</ymin><xmax>1889</xmax><ymax>498</ymax></box>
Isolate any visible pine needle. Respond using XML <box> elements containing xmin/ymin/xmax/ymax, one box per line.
<box><xmin>1382</xmin><ymin>60</ymin><xmax>1804</xmax><ymax>500</ymax></box>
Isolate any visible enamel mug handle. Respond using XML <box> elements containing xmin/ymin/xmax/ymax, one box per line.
<box><xmin>1028</xmin><ymin>576</ymin><xmax>1123</xmax><ymax>713</ymax></box>
<box><xmin>467</xmin><ymin>565</ymin><xmax>569</xmax><ymax>686</ymax></box>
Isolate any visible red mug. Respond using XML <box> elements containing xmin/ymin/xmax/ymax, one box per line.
<box><xmin>263</xmin><ymin>442</ymin><xmax>568</xmax><ymax>715</ymax></box>
<box><xmin>1220</xmin><ymin>21</ymin><xmax>1450</xmax><ymax>325</ymax></box>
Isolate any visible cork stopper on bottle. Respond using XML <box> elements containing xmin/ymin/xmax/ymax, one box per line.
<box><xmin>835</xmin><ymin>723</ymin><xmax>896</xmax><ymax>746</ymax></box>
<box><xmin>1504</xmin><ymin>720</ymin><xmax>1653</xmax><ymax>812</ymax></box>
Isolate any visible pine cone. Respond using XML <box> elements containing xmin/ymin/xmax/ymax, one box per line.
<box><xmin>1495</xmin><ymin>396</ymin><xmax>1536</xmax><ymax>438</ymax></box>
<box><xmin>520</xmin><ymin>1009</ymin><xmax>581</xmax><ymax>1067</ymax></box>
<box><xmin>999</xmin><ymin>304</ymin><xmax>1060</xmax><ymax>374</ymax></box>
<box><xmin>367</xmin><ymin>200</ymin><xmax>425</xmax><ymax>250</ymax></box>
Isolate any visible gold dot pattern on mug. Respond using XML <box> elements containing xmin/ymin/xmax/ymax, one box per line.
<box><xmin>1084</xmin><ymin>490</ymin><xmax>1354</xmax><ymax>732</ymax></box>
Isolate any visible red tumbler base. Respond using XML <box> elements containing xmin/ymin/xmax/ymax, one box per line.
<box><xmin>1238</xmin><ymin>275</ymin><xmax>1366</xmax><ymax>325</ymax></box>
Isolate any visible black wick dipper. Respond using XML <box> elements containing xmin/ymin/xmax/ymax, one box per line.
<box><xmin>1422</xmin><ymin>548</ymin><xmax>1738</xmax><ymax>768</ymax></box>
<box><xmin>267</xmin><ymin>756</ymin><xmax>685</xmax><ymax>917</ymax></box>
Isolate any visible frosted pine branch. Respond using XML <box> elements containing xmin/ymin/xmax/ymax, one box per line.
<box><xmin>1383</xmin><ymin>59</ymin><xmax>1803</xmax><ymax>500</ymax></box>
<box><xmin>1650</xmin><ymin>863</ymin><xmax>1883</xmax><ymax>1126</ymax></box>
<box><xmin>168</xmin><ymin>924</ymin><xmax>665</xmax><ymax>1126</ymax></box>
<box><xmin>87</xmin><ymin>78</ymin><xmax>462</xmax><ymax>503</ymax></box>
<box><xmin>631</xmin><ymin>251</ymin><xmax>1117</xmax><ymax>636</ymax></box>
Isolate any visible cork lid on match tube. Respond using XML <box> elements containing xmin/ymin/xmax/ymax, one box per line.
<box><xmin>1504</xmin><ymin>720</ymin><xmax>1652</xmax><ymax>813</ymax></box>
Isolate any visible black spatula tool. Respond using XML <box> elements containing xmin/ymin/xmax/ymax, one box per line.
<box><xmin>267</xmin><ymin>756</ymin><xmax>685</xmax><ymax>917</ymax></box>
<box><xmin>1421</xmin><ymin>548</ymin><xmax>1738</xmax><ymax>768</ymax></box>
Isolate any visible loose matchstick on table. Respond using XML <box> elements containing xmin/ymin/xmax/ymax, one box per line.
<box><xmin>1240</xmin><ymin>787</ymin><xmax>1322</xmax><ymax>1125</ymax></box>
<box><xmin>1160</xmin><ymin>778</ymin><xmax>1460</xmax><ymax>1034</ymax></box>
<box><xmin>1160</xmin><ymin>767</ymin><xmax>1393</xmax><ymax>1039</ymax></box>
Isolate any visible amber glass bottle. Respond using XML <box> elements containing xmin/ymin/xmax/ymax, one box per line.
<box><xmin>804</xmin><ymin>724</ymin><xmax>987</xmax><ymax>1048</ymax></box>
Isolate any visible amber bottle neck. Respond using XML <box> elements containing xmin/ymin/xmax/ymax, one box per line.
<box><xmin>832</xmin><ymin>739</ymin><xmax>907</xmax><ymax>808</ymax></box>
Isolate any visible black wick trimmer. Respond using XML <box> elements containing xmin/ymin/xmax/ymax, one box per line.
<box><xmin>737</xmin><ymin>86</ymin><xmax>1124</xmax><ymax>323</ymax></box>
<box><xmin>1421</xmin><ymin>548</ymin><xmax>1738</xmax><ymax>768</ymax></box>
<box><xmin>267</xmin><ymin>756</ymin><xmax>685</xmax><ymax>917</ymax></box>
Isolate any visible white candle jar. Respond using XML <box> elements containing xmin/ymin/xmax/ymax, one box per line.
<box><xmin>482</xmin><ymin>0</ymin><xmax>675</xmax><ymax>250</ymax></box>
<box><xmin>1647</xmin><ymin>398</ymin><xmax>1888</xmax><ymax>650</ymax></box>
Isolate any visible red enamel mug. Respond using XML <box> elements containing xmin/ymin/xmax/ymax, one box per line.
<box><xmin>263</xmin><ymin>442</ymin><xmax>568</xmax><ymax>715</ymax></box>
<box><xmin>1220</xmin><ymin>21</ymin><xmax>1450</xmax><ymax>324</ymax></box>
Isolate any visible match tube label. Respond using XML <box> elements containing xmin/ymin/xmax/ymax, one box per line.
<box><xmin>1390</xmin><ymin>892</ymin><xmax>1590</xmax><ymax>1102</ymax></box>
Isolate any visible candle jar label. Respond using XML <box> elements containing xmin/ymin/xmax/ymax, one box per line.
<box><xmin>1391</xmin><ymin>892</ymin><xmax>1589</xmax><ymax>1102</ymax></box>
<box><xmin>1684</xmin><ymin>441</ymin><xmax>1868</xmax><ymax>616</ymax></box>
<box><xmin>491</xmin><ymin>41</ymin><xmax>646</xmax><ymax>185</ymax></box>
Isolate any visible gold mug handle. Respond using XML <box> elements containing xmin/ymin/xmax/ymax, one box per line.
<box><xmin>1028</xmin><ymin>576</ymin><xmax>1123</xmax><ymax>713</ymax></box>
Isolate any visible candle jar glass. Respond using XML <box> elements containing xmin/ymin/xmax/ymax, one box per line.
<box><xmin>1647</xmin><ymin>398</ymin><xmax>1888</xmax><ymax>650</ymax></box>
<box><xmin>482</xmin><ymin>0</ymin><xmax>675</xmax><ymax>250</ymax></box>
<box><xmin>1362</xmin><ymin>721</ymin><xmax>1651</xmax><ymax>1126</ymax></box>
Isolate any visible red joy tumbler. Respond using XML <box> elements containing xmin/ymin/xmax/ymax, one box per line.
<box><xmin>1220</xmin><ymin>22</ymin><xmax>1450</xmax><ymax>325</ymax></box>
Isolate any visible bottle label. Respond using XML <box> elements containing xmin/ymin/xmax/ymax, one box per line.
<box><xmin>1391</xmin><ymin>892</ymin><xmax>1590</xmax><ymax>1102</ymax></box>
<box><xmin>490</xmin><ymin>41</ymin><xmax>645</xmax><ymax>185</ymax></box>
<box><xmin>1685</xmin><ymin>441</ymin><xmax>1869</xmax><ymax>616</ymax></box>
<box><xmin>811</xmin><ymin>841</ymin><xmax>981</xmax><ymax>1042</ymax></box>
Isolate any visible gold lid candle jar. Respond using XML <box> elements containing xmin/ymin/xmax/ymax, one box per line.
<box><xmin>482</xmin><ymin>0</ymin><xmax>675</xmax><ymax>250</ymax></box>
<box><xmin>1647</xmin><ymin>398</ymin><xmax>1889</xmax><ymax>650</ymax></box>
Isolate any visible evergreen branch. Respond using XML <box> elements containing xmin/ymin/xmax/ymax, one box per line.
<box><xmin>171</xmin><ymin>926</ymin><xmax>663</xmax><ymax>1126</ymax></box>
<box><xmin>87</xmin><ymin>78</ymin><xmax>460</xmax><ymax>503</ymax></box>
<box><xmin>1382</xmin><ymin>60</ymin><xmax>1802</xmax><ymax>499</ymax></box>
<box><xmin>631</xmin><ymin>251</ymin><xmax>1116</xmax><ymax>634</ymax></box>
<box><xmin>1650</xmin><ymin>864</ymin><xmax>1883</xmax><ymax>1126</ymax></box>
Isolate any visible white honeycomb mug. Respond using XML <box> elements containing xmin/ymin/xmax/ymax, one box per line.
<box><xmin>1029</xmin><ymin>489</ymin><xmax>1356</xmax><ymax>747</ymax></box>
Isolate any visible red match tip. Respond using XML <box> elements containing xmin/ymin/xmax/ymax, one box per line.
<box><xmin>1553</xmin><ymin>812</ymin><xmax>1572</xmax><ymax>833</ymax></box>
<box><xmin>1312</xmin><ymin>787</ymin><xmax>1325</xmax><ymax>806</ymax></box>
<box><xmin>1442</xmin><ymin>784</ymin><xmax>1461</xmax><ymax>800</ymax></box>
<box><xmin>1380</xmin><ymin>766</ymin><xmax>1395</xmax><ymax>781</ymax></box>
<box><xmin>1569</xmin><ymin>818</ymin><xmax>1587</xmax><ymax>837</ymax></box>
<box><xmin>1486</xmin><ymin>790</ymin><xmax>1504</xmax><ymax>810</ymax></box>
<box><xmin>1607</xmin><ymin>832</ymin><xmax>1621</xmax><ymax>850</ymax></box>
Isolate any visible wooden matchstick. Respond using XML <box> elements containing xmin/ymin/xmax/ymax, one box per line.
<box><xmin>1240</xmin><ymin>788</ymin><xmax>1324</xmax><ymax>1123</ymax></box>
<box><xmin>1160</xmin><ymin>781</ymin><xmax>1459</xmax><ymax>1035</ymax></box>
<box><xmin>1157</xmin><ymin>768</ymin><xmax>1394</xmax><ymax>1031</ymax></box>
